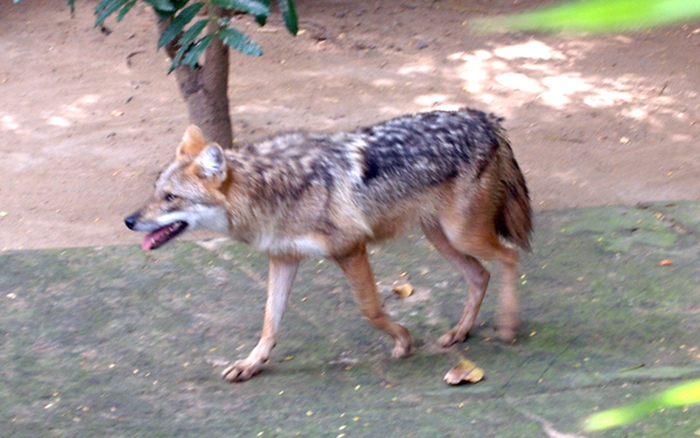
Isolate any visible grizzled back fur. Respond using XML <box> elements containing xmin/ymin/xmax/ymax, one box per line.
<box><xmin>227</xmin><ymin>108</ymin><xmax>532</xmax><ymax>253</ymax></box>
<box><xmin>350</xmin><ymin>108</ymin><xmax>532</xmax><ymax>250</ymax></box>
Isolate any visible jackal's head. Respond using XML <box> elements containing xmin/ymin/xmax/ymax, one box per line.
<box><xmin>124</xmin><ymin>125</ymin><xmax>229</xmax><ymax>251</ymax></box>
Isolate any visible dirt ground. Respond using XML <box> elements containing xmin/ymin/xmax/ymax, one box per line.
<box><xmin>1</xmin><ymin>0</ymin><xmax>699</xmax><ymax>251</ymax></box>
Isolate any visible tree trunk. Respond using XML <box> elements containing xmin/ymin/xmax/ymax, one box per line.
<box><xmin>158</xmin><ymin>8</ymin><xmax>233</xmax><ymax>149</ymax></box>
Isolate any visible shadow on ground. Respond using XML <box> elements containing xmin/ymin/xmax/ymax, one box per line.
<box><xmin>2</xmin><ymin>203</ymin><xmax>699</xmax><ymax>437</ymax></box>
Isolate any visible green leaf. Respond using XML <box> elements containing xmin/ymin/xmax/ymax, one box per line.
<box><xmin>95</xmin><ymin>0</ymin><xmax>128</xmax><ymax>26</ymax></box>
<box><xmin>256</xmin><ymin>0</ymin><xmax>271</xmax><ymax>22</ymax></box>
<box><xmin>254</xmin><ymin>0</ymin><xmax>271</xmax><ymax>27</ymax></box>
<box><xmin>218</xmin><ymin>27</ymin><xmax>262</xmax><ymax>56</ymax></box>
<box><xmin>211</xmin><ymin>0</ymin><xmax>270</xmax><ymax>17</ymax></box>
<box><xmin>145</xmin><ymin>0</ymin><xmax>179</xmax><ymax>20</ymax></box>
<box><xmin>169</xmin><ymin>19</ymin><xmax>210</xmax><ymax>72</ymax></box>
<box><xmin>277</xmin><ymin>0</ymin><xmax>298</xmax><ymax>35</ymax></box>
<box><xmin>158</xmin><ymin>2</ymin><xmax>206</xmax><ymax>48</ymax></box>
<box><xmin>95</xmin><ymin>0</ymin><xmax>111</xmax><ymax>14</ymax></box>
<box><xmin>117</xmin><ymin>0</ymin><xmax>138</xmax><ymax>22</ymax></box>
<box><xmin>181</xmin><ymin>34</ymin><xmax>215</xmax><ymax>69</ymax></box>
<box><xmin>660</xmin><ymin>378</ymin><xmax>700</xmax><ymax>406</ymax></box>
<box><xmin>178</xmin><ymin>18</ymin><xmax>210</xmax><ymax>50</ymax></box>
<box><xmin>585</xmin><ymin>378</ymin><xmax>700</xmax><ymax>431</ymax></box>
<box><xmin>144</xmin><ymin>0</ymin><xmax>176</xmax><ymax>12</ymax></box>
<box><xmin>473</xmin><ymin>0</ymin><xmax>700</xmax><ymax>33</ymax></box>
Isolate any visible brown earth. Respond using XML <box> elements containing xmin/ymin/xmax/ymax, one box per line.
<box><xmin>1</xmin><ymin>0</ymin><xmax>699</xmax><ymax>251</ymax></box>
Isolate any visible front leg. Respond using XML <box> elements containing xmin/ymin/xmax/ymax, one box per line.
<box><xmin>334</xmin><ymin>245</ymin><xmax>412</xmax><ymax>358</ymax></box>
<box><xmin>222</xmin><ymin>256</ymin><xmax>299</xmax><ymax>382</ymax></box>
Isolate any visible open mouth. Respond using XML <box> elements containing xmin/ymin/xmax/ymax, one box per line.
<box><xmin>142</xmin><ymin>221</ymin><xmax>188</xmax><ymax>251</ymax></box>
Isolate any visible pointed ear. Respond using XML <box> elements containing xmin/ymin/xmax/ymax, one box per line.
<box><xmin>176</xmin><ymin>125</ymin><xmax>206</xmax><ymax>160</ymax></box>
<box><xmin>195</xmin><ymin>144</ymin><xmax>227</xmax><ymax>182</ymax></box>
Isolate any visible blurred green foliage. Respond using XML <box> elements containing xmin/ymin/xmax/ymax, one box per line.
<box><xmin>585</xmin><ymin>378</ymin><xmax>700</xmax><ymax>431</ymax></box>
<box><xmin>473</xmin><ymin>0</ymin><xmax>700</xmax><ymax>33</ymax></box>
<box><xmin>14</xmin><ymin>0</ymin><xmax>298</xmax><ymax>71</ymax></box>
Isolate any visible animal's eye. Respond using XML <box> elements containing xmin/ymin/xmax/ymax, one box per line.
<box><xmin>164</xmin><ymin>193</ymin><xmax>178</xmax><ymax>202</ymax></box>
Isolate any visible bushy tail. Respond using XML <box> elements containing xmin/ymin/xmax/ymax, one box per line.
<box><xmin>490</xmin><ymin>116</ymin><xmax>533</xmax><ymax>251</ymax></box>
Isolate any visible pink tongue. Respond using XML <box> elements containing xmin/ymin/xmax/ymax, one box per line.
<box><xmin>142</xmin><ymin>233</ymin><xmax>156</xmax><ymax>251</ymax></box>
<box><xmin>142</xmin><ymin>227</ymin><xmax>170</xmax><ymax>251</ymax></box>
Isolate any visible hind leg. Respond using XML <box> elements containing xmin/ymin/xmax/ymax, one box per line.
<box><xmin>438</xmin><ymin>217</ymin><xmax>521</xmax><ymax>342</ymax></box>
<box><xmin>493</xmin><ymin>246</ymin><xmax>519</xmax><ymax>341</ymax></box>
<box><xmin>422</xmin><ymin>224</ymin><xmax>491</xmax><ymax>347</ymax></box>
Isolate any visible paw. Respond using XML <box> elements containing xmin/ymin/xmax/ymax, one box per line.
<box><xmin>438</xmin><ymin>328</ymin><xmax>469</xmax><ymax>348</ymax></box>
<box><xmin>496</xmin><ymin>326</ymin><xmax>517</xmax><ymax>342</ymax></box>
<box><xmin>496</xmin><ymin>313</ymin><xmax>519</xmax><ymax>342</ymax></box>
<box><xmin>221</xmin><ymin>360</ymin><xmax>262</xmax><ymax>382</ymax></box>
<box><xmin>392</xmin><ymin>337</ymin><xmax>412</xmax><ymax>358</ymax></box>
<box><xmin>391</xmin><ymin>324</ymin><xmax>413</xmax><ymax>358</ymax></box>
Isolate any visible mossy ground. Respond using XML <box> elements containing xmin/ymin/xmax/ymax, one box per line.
<box><xmin>2</xmin><ymin>203</ymin><xmax>699</xmax><ymax>437</ymax></box>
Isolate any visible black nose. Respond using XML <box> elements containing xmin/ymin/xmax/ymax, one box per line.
<box><xmin>124</xmin><ymin>213</ymin><xmax>139</xmax><ymax>230</ymax></box>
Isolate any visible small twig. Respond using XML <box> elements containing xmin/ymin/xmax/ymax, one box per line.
<box><xmin>125</xmin><ymin>50</ymin><xmax>145</xmax><ymax>68</ymax></box>
<box><xmin>267</xmin><ymin>17</ymin><xmax>334</xmax><ymax>42</ymax></box>
<box><xmin>620</xmin><ymin>363</ymin><xmax>645</xmax><ymax>373</ymax></box>
<box><xmin>636</xmin><ymin>203</ymin><xmax>696</xmax><ymax>240</ymax></box>
<box><xmin>536</xmin><ymin>334</ymin><xmax>580</xmax><ymax>384</ymax></box>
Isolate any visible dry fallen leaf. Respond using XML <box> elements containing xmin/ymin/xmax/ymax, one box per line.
<box><xmin>659</xmin><ymin>259</ymin><xmax>673</xmax><ymax>266</ymax></box>
<box><xmin>392</xmin><ymin>283</ymin><xmax>414</xmax><ymax>299</ymax></box>
<box><xmin>444</xmin><ymin>359</ymin><xmax>485</xmax><ymax>385</ymax></box>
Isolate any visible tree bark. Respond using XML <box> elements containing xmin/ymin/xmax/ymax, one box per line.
<box><xmin>158</xmin><ymin>7</ymin><xmax>233</xmax><ymax>149</ymax></box>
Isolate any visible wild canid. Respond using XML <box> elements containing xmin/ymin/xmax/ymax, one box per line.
<box><xmin>124</xmin><ymin>108</ymin><xmax>532</xmax><ymax>382</ymax></box>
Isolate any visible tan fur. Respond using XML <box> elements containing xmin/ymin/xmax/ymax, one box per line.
<box><xmin>125</xmin><ymin>109</ymin><xmax>532</xmax><ymax>382</ymax></box>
